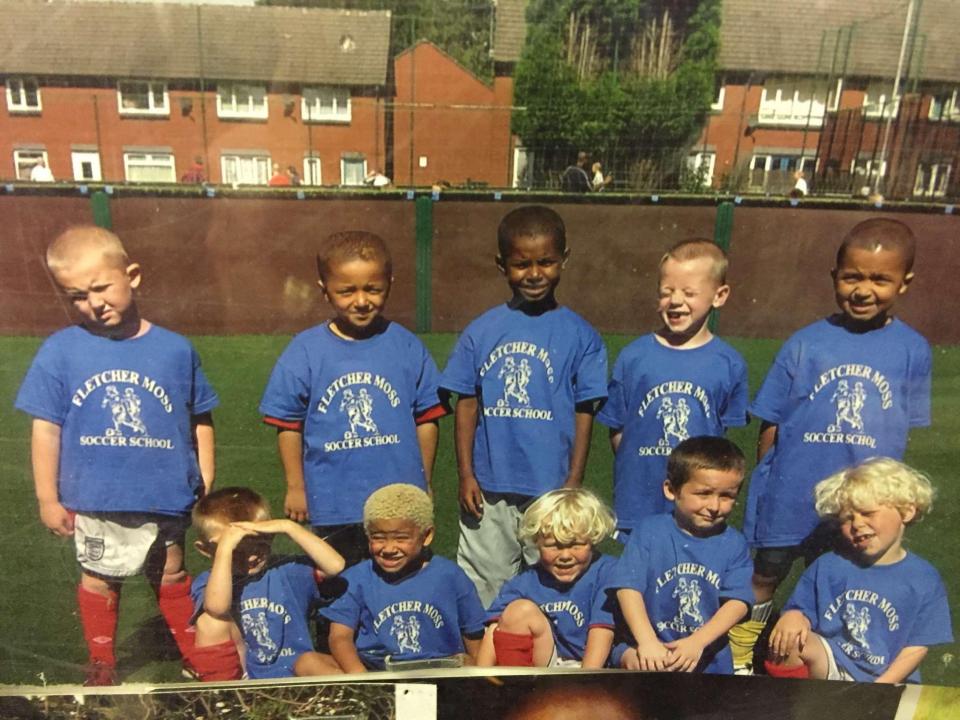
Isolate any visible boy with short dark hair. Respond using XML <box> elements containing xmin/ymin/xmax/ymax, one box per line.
<box><xmin>732</xmin><ymin>218</ymin><xmax>931</xmax><ymax>673</ymax></box>
<box><xmin>190</xmin><ymin>486</ymin><xmax>345</xmax><ymax>680</ymax></box>
<box><xmin>611</xmin><ymin>436</ymin><xmax>753</xmax><ymax>674</ymax></box>
<box><xmin>15</xmin><ymin>225</ymin><xmax>218</xmax><ymax>685</ymax></box>
<box><xmin>307</xmin><ymin>484</ymin><xmax>486</xmax><ymax>673</ymax></box>
<box><xmin>440</xmin><ymin>205</ymin><xmax>608</xmax><ymax>605</ymax></box>
<box><xmin>598</xmin><ymin>238</ymin><xmax>748</xmax><ymax>539</ymax></box>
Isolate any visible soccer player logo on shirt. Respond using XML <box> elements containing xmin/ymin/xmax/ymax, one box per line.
<box><xmin>843</xmin><ymin>604</ymin><xmax>872</xmax><ymax>651</ymax></box>
<box><xmin>656</xmin><ymin>397</ymin><xmax>691</xmax><ymax>447</ymax></box>
<box><xmin>242</xmin><ymin>611</ymin><xmax>280</xmax><ymax>663</ymax></box>
<box><xmin>829</xmin><ymin>380</ymin><xmax>867</xmax><ymax>433</ymax></box>
<box><xmin>497</xmin><ymin>356</ymin><xmax>532</xmax><ymax>407</ymax></box>
<box><xmin>101</xmin><ymin>384</ymin><xmax>147</xmax><ymax>436</ymax></box>
<box><xmin>672</xmin><ymin>577</ymin><xmax>704</xmax><ymax>626</ymax></box>
<box><xmin>390</xmin><ymin>614</ymin><xmax>422</xmax><ymax>654</ymax></box>
<box><xmin>340</xmin><ymin>388</ymin><xmax>379</xmax><ymax>439</ymax></box>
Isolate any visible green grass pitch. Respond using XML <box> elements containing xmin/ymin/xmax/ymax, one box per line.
<box><xmin>1</xmin><ymin>334</ymin><xmax>958</xmax><ymax>687</ymax></box>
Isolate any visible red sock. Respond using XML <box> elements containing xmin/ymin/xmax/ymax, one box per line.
<box><xmin>77</xmin><ymin>584</ymin><xmax>118</xmax><ymax>667</ymax></box>
<box><xmin>191</xmin><ymin>640</ymin><xmax>243</xmax><ymax>682</ymax></box>
<box><xmin>764</xmin><ymin>659</ymin><xmax>810</xmax><ymax>678</ymax></box>
<box><xmin>493</xmin><ymin>629</ymin><xmax>534</xmax><ymax>666</ymax></box>
<box><xmin>157</xmin><ymin>577</ymin><xmax>197</xmax><ymax>664</ymax></box>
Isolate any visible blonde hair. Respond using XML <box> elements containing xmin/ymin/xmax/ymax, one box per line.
<box><xmin>659</xmin><ymin>238</ymin><xmax>728</xmax><ymax>285</ymax></box>
<box><xmin>814</xmin><ymin>457</ymin><xmax>934</xmax><ymax>523</ymax></box>
<box><xmin>192</xmin><ymin>486</ymin><xmax>271</xmax><ymax>542</ymax></box>
<box><xmin>47</xmin><ymin>225</ymin><xmax>130</xmax><ymax>275</ymax></box>
<box><xmin>518</xmin><ymin>488</ymin><xmax>616</xmax><ymax>546</ymax></box>
<box><xmin>363</xmin><ymin>483</ymin><xmax>434</xmax><ymax>532</ymax></box>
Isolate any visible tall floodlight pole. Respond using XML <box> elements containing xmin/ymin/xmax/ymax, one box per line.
<box><xmin>874</xmin><ymin>0</ymin><xmax>916</xmax><ymax>197</ymax></box>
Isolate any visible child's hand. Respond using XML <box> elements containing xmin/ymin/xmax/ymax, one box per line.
<box><xmin>39</xmin><ymin>500</ymin><xmax>74</xmax><ymax>536</ymax></box>
<box><xmin>459</xmin><ymin>474</ymin><xmax>484</xmax><ymax>519</ymax></box>
<box><xmin>284</xmin><ymin>487</ymin><xmax>309</xmax><ymax>523</ymax></box>
<box><xmin>664</xmin><ymin>636</ymin><xmax>706</xmax><ymax>672</ymax></box>
<box><xmin>768</xmin><ymin>610</ymin><xmax>811</xmax><ymax>661</ymax></box>
<box><xmin>634</xmin><ymin>639</ymin><xmax>671</xmax><ymax>672</ymax></box>
<box><xmin>232</xmin><ymin>519</ymin><xmax>294</xmax><ymax>536</ymax></box>
<box><xmin>216</xmin><ymin>522</ymin><xmax>260</xmax><ymax>552</ymax></box>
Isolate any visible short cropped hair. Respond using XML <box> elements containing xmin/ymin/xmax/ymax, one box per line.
<box><xmin>316</xmin><ymin>230</ymin><xmax>393</xmax><ymax>283</ymax></box>
<box><xmin>518</xmin><ymin>488</ymin><xmax>616</xmax><ymax>546</ymax></box>
<box><xmin>497</xmin><ymin>205</ymin><xmax>567</xmax><ymax>258</ymax></box>
<box><xmin>814</xmin><ymin>457</ymin><xmax>934</xmax><ymax>523</ymax></box>
<box><xmin>47</xmin><ymin>225</ymin><xmax>130</xmax><ymax>275</ymax></box>
<box><xmin>192</xmin><ymin>486</ymin><xmax>271</xmax><ymax>542</ymax></box>
<box><xmin>363</xmin><ymin>483</ymin><xmax>434</xmax><ymax>532</ymax></box>
<box><xmin>836</xmin><ymin>218</ymin><xmax>916</xmax><ymax>273</ymax></box>
<box><xmin>666</xmin><ymin>436</ymin><xmax>746</xmax><ymax>490</ymax></box>
<box><xmin>659</xmin><ymin>238</ymin><xmax>729</xmax><ymax>285</ymax></box>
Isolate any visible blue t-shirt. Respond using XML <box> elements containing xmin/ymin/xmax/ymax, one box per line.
<box><xmin>192</xmin><ymin>557</ymin><xmax>321</xmax><ymax>680</ymax></box>
<box><xmin>259</xmin><ymin>321</ymin><xmax>443</xmax><ymax>525</ymax></box>
<box><xmin>440</xmin><ymin>304</ymin><xmax>608</xmax><ymax>496</ymax></box>
<box><xmin>320</xmin><ymin>556</ymin><xmax>486</xmax><ymax>669</ymax></box>
<box><xmin>487</xmin><ymin>554</ymin><xmax>617</xmax><ymax>662</ymax></box>
<box><xmin>785</xmin><ymin>551</ymin><xmax>952</xmax><ymax>683</ymax></box>
<box><xmin>15</xmin><ymin>324</ymin><xmax>219</xmax><ymax>515</ymax></box>
<box><xmin>610</xmin><ymin>513</ymin><xmax>753</xmax><ymax>674</ymax></box>
<box><xmin>743</xmin><ymin>317</ymin><xmax>931</xmax><ymax>547</ymax></box>
<box><xmin>597</xmin><ymin>334</ymin><xmax>748</xmax><ymax>527</ymax></box>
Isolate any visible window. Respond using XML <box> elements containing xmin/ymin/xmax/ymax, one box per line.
<box><xmin>863</xmin><ymin>81</ymin><xmax>899</xmax><ymax>118</ymax></box>
<box><xmin>340</xmin><ymin>155</ymin><xmax>366</xmax><ymax>186</ymax></box>
<box><xmin>221</xmin><ymin>154</ymin><xmax>271</xmax><ymax>185</ymax></box>
<box><xmin>302</xmin><ymin>87</ymin><xmax>351</xmax><ymax>123</ymax></box>
<box><xmin>851</xmin><ymin>157</ymin><xmax>887</xmax><ymax>195</ymax></box>
<box><xmin>217</xmin><ymin>83</ymin><xmax>268</xmax><ymax>119</ymax></box>
<box><xmin>117</xmin><ymin>81</ymin><xmax>169</xmax><ymax>116</ymax></box>
<box><xmin>13</xmin><ymin>149</ymin><xmax>48</xmax><ymax>180</ymax></box>
<box><xmin>124</xmin><ymin>152</ymin><xmax>176</xmax><ymax>183</ymax></box>
<box><xmin>6</xmin><ymin>77</ymin><xmax>41</xmax><ymax>113</ymax></box>
<box><xmin>303</xmin><ymin>156</ymin><xmax>322</xmax><ymax>185</ymax></box>
<box><xmin>758</xmin><ymin>78</ymin><xmax>839</xmax><ymax>125</ymax></box>
<box><xmin>71</xmin><ymin>151</ymin><xmax>102</xmax><ymax>181</ymax></box>
<box><xmin>685</xmin><ymin>151</ymin><xmax>716</xmax><ymax>188</ymax></box>
<box><xmin>749</xmin><ymin>154</ymin><xmax>813</xmax><ymax>192</ymax></box>
<box><xmin>913</xmin><ymin>163</ymin><xmax>951</xmax><ymax>198</ymax></box>
<box><xmin>929</xmin><ymin>89</ymin><xmax>960</xmax><ymax>122</ymax></box>
<box><xmin>710</xmin><ymin>79</ymin><xmax>725</xmax><ymax>112</ymax></box>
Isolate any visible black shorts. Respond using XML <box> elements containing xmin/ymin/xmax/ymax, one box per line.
<box><xmin>753</xmin><ymin>522</ymin><xmax>838</xmax><ymax>583</ymax></box>
<box><xmin>312</xmin><ymin>522</ymin><xmax>369</xmax><ymax>653</ymax></box>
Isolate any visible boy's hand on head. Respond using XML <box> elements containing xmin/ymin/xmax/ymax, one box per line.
<box><xmin>663</xmin><ymin>636</ymin><xmax>706</xmax><ymax>672</ymax></box>
<box><xmin>635</xmin><ymin>639</ymin><xmax>671</xmax><ymax>672</ymax></box>
<box><xmin>216</xmin><ymin>523</ymin><xmax>259</xmax><ymax>552</ymax></box>
<box><xmin>284</xmin><ymin>486</ymin><xmax>309</xmax><ymax>523</ymax></box>
<box><xmin>39</xmin><ymin>500</ymin><xmax>74</xmax><ymax>536</ymax></box>
<box><xmin>768</xmin><ymin>610</ymin><xmax>810</xmax><ymax>662</ymax></box>
<box><xmin>459</xmin><ymin>474</ymin><xmax>484</xmax><ymax>518</ymax></box>
<box><xmin>233</xmin><ymin>519</ymin><xmax>294</xmax><ymax>536</ymax></box>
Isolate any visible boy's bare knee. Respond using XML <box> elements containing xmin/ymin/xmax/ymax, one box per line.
<box><xmin>499</xmin><ymin>599</ymin><xmax>544</xmax><ymax>632</ymax></box>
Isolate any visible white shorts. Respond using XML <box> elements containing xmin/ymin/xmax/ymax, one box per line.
<box><xmin>548</xmin><ymin>649</ymin><xmax>581</xmax><ymax>669</ymax></box>
<box><xmin>74</xmin><ymin>512</ymin><xmax>189</xmax><ymax>578</ymax></box>
<box><xmin>816</xmin><ymin>635</ymin><xmax>855</xmax><ymax>681</ymax></box>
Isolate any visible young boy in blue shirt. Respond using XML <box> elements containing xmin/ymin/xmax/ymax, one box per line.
<box><xmin>309</xmin><ymin>484</ymin><xmax>486</xmax><ymax>673</ymax></box>
<box><xmin>732</xmin><ymin>218</ymin><xmax>931</xmax><ymax>673</ymax></box>
<box><xmin>15</xmin><ymin>226</ymin><xmax>218</xmax><ymax>685</ymax></box>
<box><xmin>477</xmin><ymin>488</ymin><xmax>618</xmax><ymax>668</ymax></box>
<box><xmin>767</xmin><ymin>458</ymin><xmax>951</xmax><ymax>683</ymax></box>
<box><xmin>598</xmin><ymin>238</ymin><xmax>748</xmax><ymax>539</ymax></box>
<box><xmin>190</xmin><ymin>487</ymin><xmax>345</xmax><ymax>680</ymax></box>
<box><xmin>441</xmin><ymin>205</ymin><xmax>608</xmax><ymax>605</ymax></box>
<box><xmin>611</xmin><ymin>436</ymin><xmax>753</xmax><ymax>674</ymax></box>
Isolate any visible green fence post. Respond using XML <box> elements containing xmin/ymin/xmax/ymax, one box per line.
<box><xmin>414</xmin><ymin>196</ymin><xmax>433</xmax><ymax>333</ymax></box>
<box><xmin>710</xmin><ymin>201</ymin><xmax>735</xmax><ymax>333</ymax></box>
<box><xmin>90</xmin><ymin>190</ymin><xmax>112</xmax><ymax>230</ymax></box>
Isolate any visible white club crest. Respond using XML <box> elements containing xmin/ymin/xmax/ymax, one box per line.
<box><xmin>242</xmin><ymin>611</ymin><xmax>279</xmax><ymax>662</ymax></box>
<box><xmin>390</xmin><ymin>614</ymin><xmax>422</xmax><ymax>654</ymax></box>
<box><xmin>101</xmin><ymin>385</ymin><xmax>147</xmax><ymax>436</ymax></box>
<box><xmin>340</xmin><ymin>387</ymin><xmax>379</xmax><ymax>439</ymax></box>
<box><xmin>656</xmin><ymin>397</ymin><xmax>691</xmax><ymax>447</ymax></box>
<box><xmin>843</xmin><ymin>604</ymin><xmax>871</xmax><ymax>650</ymax></box>
<box><xmin>497</xmin><ymin>355</ymin><xmax>532</xmax><ymax>407</ymax></box>
<box><xmin>829</xmin><ymin>380</ymin><xmax>867</xmax><ymax>433</ymax></box>
<box><xmin>672</xmin><ymin>577</ymin><xmax>704</xmax><ymax>626</ymax></box>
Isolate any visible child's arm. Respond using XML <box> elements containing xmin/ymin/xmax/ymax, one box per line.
<box><xmin>454</xmin><ymin>395</ymin><xmax>483</xmax><ymax>518</ymax></box>
<box><xmin>875</xmin><ymin>646</ymin><xmax>928</xmax><ymax>684</ymax></box>
<box><xmin>476</xmin><ymin>625</ymin><xmax>497</xmax><ymax>666</ymax></box>
<box><xmin>328</xmin><ymin>621</ymin><xmax>367</xmax><ymax>673</ymax></box>
<box><xmin>276</xmin><ymin>428</ymin><xmax>309</xmax><ymax>522</ymax></box>
<box><xmin>462</xmin><ymin>634</ymin><xmax>483</xmax><ymax>664</ymax></box>
<box><xmin>203</xmin><ymin>524</ymin><xmax>252</xmax><ymax>619</ymax></box>
<box><xmin>31</xmin><ymin>418</ymin><xmax>73</xmax><ymax>536</ymax></box>
<box><xmin>233</xmin><ymin>519</ymin><xmax>345</xmax><ymax>577</ymax></box>
<box><xmin>609</xmin><ymin>429</ymin><xmax>622</xmax><ymax>453</ymax></box>
<box><xmin>664</xmin><ymin>599</ymin><xmax>749</xmax><ymax>672</ymax></box>
<box><xmin>768</xmin><ymin>609</ymin><xmax>812</xmax><ymax>661</ymax></box>
<box><xmin>416</xmin><ymin>420</ymin><xmax>439</xmax><ymax>494</ymax></box>
<box><xmin>192</xmin><ymin>412</ymin><xmax>216</xmax><ymax>494</ymax></box>
<box><xmin>564</xmin><ymin>403</ymin><xmax>597</xmax><ymax>488</ymax></box>
<box><xmin>581</xmin><ymin>627</ymin><xmax>615</xmax><ymax>669</ymax></box>
<box><xmin>756</xmin><ymin>420</ymin><xmax>778</xmax><ymax>463</ymax></box>
<box><xmin>617</xmin><ymin>588</ymin><xmax>670</xmax><ymax>671</ymax></box>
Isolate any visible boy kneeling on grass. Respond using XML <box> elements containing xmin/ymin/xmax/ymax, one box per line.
<box><xmin>766</xmin><ymin>458</ymin><xmax>952</xmax><ymax>683</ymax></box>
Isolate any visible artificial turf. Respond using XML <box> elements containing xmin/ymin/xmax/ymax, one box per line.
<box><xmin>0</xmin><ymin>334</ymin><xmax>957</xmax><ymax>687</ymax></box>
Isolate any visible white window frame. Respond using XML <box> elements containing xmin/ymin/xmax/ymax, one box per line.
<box><xmin>301</xmin><ymin>87</ymin><xmax>351</xmax><ymax>123</ymax></box>
<box><xmin>758</xmin><ymin>78</ymin><xmax>839</xmax><ymax>126</ymax></box>
<box><xmin>863</xmin><ymin>82</ymin><xmax>899</xmax><ymax>119</ymax></box>
<box><xmin>123</xmin><ymin>152</ymin><xmax>176</xmax><ymax>183</ymax></box>
<box><xmin>13</xmin><ymin>149</ymin><xmax>48</xmax><ymax>180</ymax></box>
<box><xmin>220</xmin><ymin>153</ymin><xmax>271</xmax><ymax>186</ymax></box>
<box><xmin>748</xmin><ymin>153</ymin><xmax>814</xmax><ymax>191</ymax></box>
<box><xmin>71</xmin><ymin>151</ymin><xmax>102</xmax><ymax>181</ymax></box>
<box><xmin>340</xmin><ymin>156</ymin><xmax>367</xmax><ymax>186</ymax></box>
<box><xmin>913</xmin><ymin>163</ymin><xmax>951</xmax><ymax>198</ymax></box>
<box><xmin>6</xmin><ymin>77</ymin><xmax>41</xmax><ymax>113</ymax></box>
<box><xmin>928</xmin><ymin>89</ymin><xmax>960</xmax><ymax>122</ymax></box>
<box><xmin>710</xmin><ymin>86</ymin><xmax>725</xmax><ymax>112</ymax></box>
<box><xmin>303</xmin><ymin>156</ymin><xmax>322</xmax><ymax>185</ymax></box>
<box><xmin>117</xmin><ymin>80</ymin><xmax>169</xmax><ymax>116</ymax></box>
<box><xmin>686</xmin><ymin>151</ymin><xmax>716</xmax><ymax>187</ymax></box>
<box><xmin>217</xmin><ymin>83</ymin><xmax>268</xmax><ymax>120</ymax></box>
